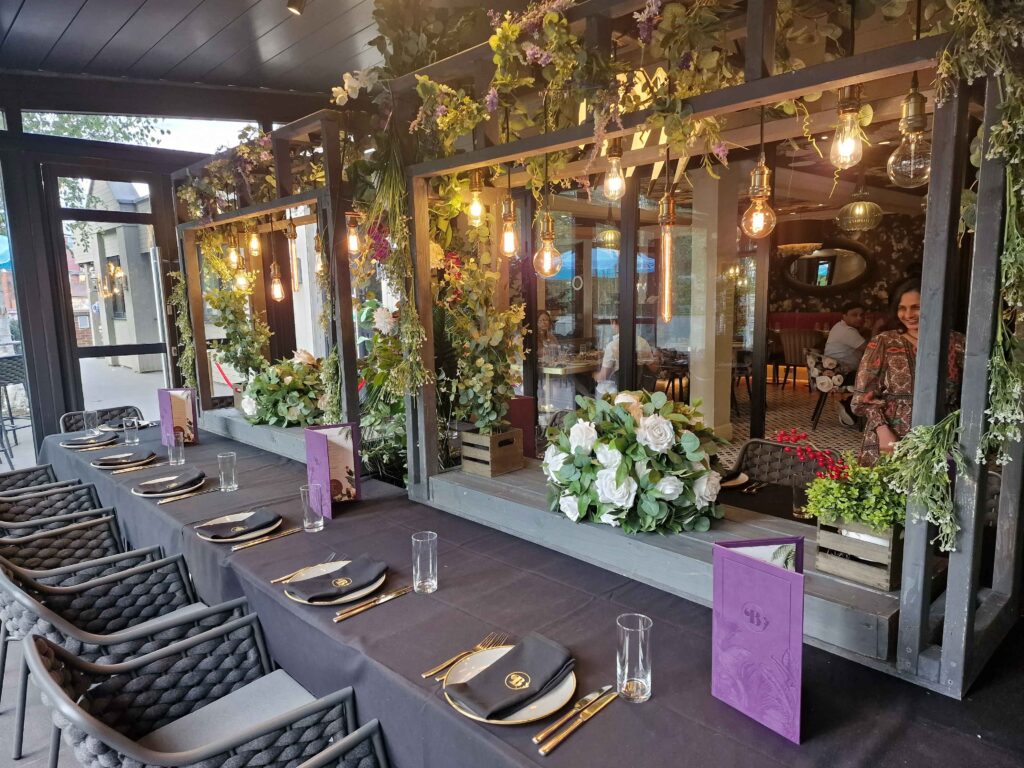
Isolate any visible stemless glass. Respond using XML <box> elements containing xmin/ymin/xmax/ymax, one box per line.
<box><xmin>792</xmin><ymin>484</ymin><xmax>810</xmax><ymax>519</ymax></box>
<box><xmin>82</xmin><ymin>410</ymin><xmax>99</xmax><ymax>435</ymax></box>
<box><xmin>301</xmin><ymin>483</ymin><xmax>324</xmax><ymax>533</ymax></box>
<box><xmin>412</xmin><ymin>531</ymin><xmax>438</xmax><ymax>594</ymax></box>
<box><xmin>218</xmin><ymin>452</ymin><xmax>238</xmax><ymax>492</ymax></box>
<box><xmin>168</xmin><ymin>431</ymin><xmax>185</xmax><ymax>466</ymax></box>
<box><xmin>123</xmin><ymin>417</ymin><xmax>140</xmax><ymax>446</ymax></box>
<box><xmin>617</xmin><ymin>613</ymin><xmax>653</xmax><ymax>703</ymax></box>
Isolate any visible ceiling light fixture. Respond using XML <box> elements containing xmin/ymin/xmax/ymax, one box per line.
<box><xmin>838</xmin><ymin>177</ymin><xmax>883</xmax><ymax>232</ymax></box>
<box><xmin>603</xmin><ymin>137</ymin><xmax>626</xmax><ymax>201</ymax></box>
<box><xmin>741</xmin><ymin>107</ymin><xmax>777</xmax><ymax>240</ymax></box>
<box><xmin>287</xmin><ymin>0</ymin><xmax>306</xmax><ymax>16</ymax></box>
<box><xmin>500</xmin><ymin>108</ymin><xmax>518</xmax><ymax>259</ymax></box>
<box><xmin>658</xmin><ymin>145</ymin><xmax>676</xmax><ymax>323</ymax></box>
<box><xmin>269</xmin><ymin>218</ymin><xmax>285</xmax><ymax>302</ymax></box>
<box><xmin>285</xmin><ymin>213</ymin><xmax>300</xmax><ymax>293</ymax></box>
<box><xmin>887</xmin><ymin>5</ymin><xmax>930</xmax><ymax>188</ymax></box>
<box><xmin>466</xmin><ymin>168</ymin><xmax>486</xmax><ymax>227</ymax></box>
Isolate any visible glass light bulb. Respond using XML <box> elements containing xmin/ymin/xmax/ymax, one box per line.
<box><xmin>270</xmin><ymin>274</ymin><xmax>285</xmax><ymax>302</ymax></box>
<box><xmin>830</xmin><ymin>112</ymin><xmax>863</xmax><ymax>170</ymax></box>
<box><xmin>741</xmin><ymin>197</ymin><xmax>777</xmax><ymax>239</ymax></box>
<box><xmin>533</xmin><ymin>237</ymin><xmax>562</xmax><ymax>278</ymax></box>
<box><xmin>227</xmin><ymin>245</ymin><xmax>240</xmax><ymax>270</ymax></box>
<box><xmin>315</xmin><ymin>252</ymin><xmax>324</xmax><ymax>275</ymax></box>
<box><xmin>235</xmin><ymin>271</ymin><xmax>250</xmax><ymax>290</ymax></box>
<box><xmin>347</xmin><ymin>225</ymin><xmax>360</xmax><ymax>254</ymax></box>
<box><xmin>660</xmin><ymin>224</ymin><xmax>673</xmax><ymax>323</ymax></box>
<box><xmin>887</xmin><ymin>132</ymin><xmax>932</xmax><ymax>188</ymax></box>
<box><xmin>467</xmin><ymin>191</ymin><xmax>485</xmax><ymax>227</ymax></box>
<box><xmin>603</xmin><ymin>157</ymin><xmax>626</xmax><ymax>201</ymax></box>
<box><xmin>501</xmin><ymin>219</ymin><xmax>518</xmax><ymax>257</ymax></box>
<box><xmin>248</xmin><ymin>232</ymin><xmax>261</xmax><ymax>257</ymax></box>
<box><xmin>287</xmin><ymin>236</ymin><xmax>300</xmax><ymax>293</ymax></box>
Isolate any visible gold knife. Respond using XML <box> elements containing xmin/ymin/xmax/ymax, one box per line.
<box><xmin>69</xmin><ymin>443</ymin><xmax>120</xmax><ymax>452</ymax></box>
<box><xmin>112</xmin><ymin>461</ymin><xmax>166</xmax><ymax>475</ymax></box>
<box><xmin>332</xmin><ymin>587</ymin><xmax>412</xmax><ymax>622</ymax></box>
<box><xmin>538</xmin><ymin>691</ymin><xmax>619</xmax><ymax>756</ymax></box>
<box><xmin>532</xmin><ymin>685</ymin><xmax>613</xmax><ymax>744</ymax></box>
<box><xmin>156</xmin><ymin>487</ymin><xmax>217</xmax><ymax>505</ymax></box>
<box><xmin>230</xmin><ymin>527</ymin><xmax>300</xmax><ymax>552</ymax></box>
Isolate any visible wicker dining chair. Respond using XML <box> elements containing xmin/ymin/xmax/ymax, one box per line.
<box><xmin>0</xmin><ymin>513</ymin><xmax>123</xmax><ymax>573</ymax></box>
<box><xmin>727</xmin><ymin>438</ymin><xmax>823</xmax><ymax>488</ymax></box>
<box><xmin>0</xmin><ymin>464</ymin><xmax>67</xmax><ymax>496</ymax></box>
<box><xmin>0</xmin><ymin>483</ymin><xmax>103</xmax><ymax>536</ymax></box>
<box><xmin>296</xmin><ymin>720</ymin><xmax>390</xmax><ymax>768</ymax></box>
<box><xmin>59</xmin><ymin>405</ymin><xmax>144</xmax><ymax>433</ymax></box>
<box><xmin>0</xmin><ymin>354</ymin><xmax>30</xmax><ymax>447</ymax></box>
<box><xmin>25</xmin><ymin>614</ymin><xmax>359</xmax><ymax>768</ymax></box>
<box><xmin>0</xmin><ymin>556</ymin><xmax>248</xmax><ymax>765</ymax></box>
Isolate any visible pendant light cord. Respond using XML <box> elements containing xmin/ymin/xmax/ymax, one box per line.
<box><xmin>911</xmin><ymin>0</ymin><xmax>922</xmax><ymax>89</ymax></box>
<box><xmin>759</xmin><ymin>105</ymin><xmax>765</xmax><ymax>162</ymax></box>
<box><xmin>849</xmin><ymin>0</ymin><xmax>856</xmax><ymax>56</ymax></box>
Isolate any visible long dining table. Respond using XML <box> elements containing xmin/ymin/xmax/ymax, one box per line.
<box><xmin>37</xmin><ymin>425</ymin><xmax>1021</xmax><ymax>768</ymax></box>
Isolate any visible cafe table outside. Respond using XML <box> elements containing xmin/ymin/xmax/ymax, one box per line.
<box><xmin>36</xmin><ymin>429</ymin><xmax>1024</xmax><ymax>768</ymax></box>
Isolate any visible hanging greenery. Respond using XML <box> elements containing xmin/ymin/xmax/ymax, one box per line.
<box><xmin>167</xmin><ymin>271</ymin><xmax>198</xmax><ymax>391</ymax></box>
<box><xmin>319</xmin><ymin>345</ymin><xmax>342</xmax><ymax>424</ymax></box>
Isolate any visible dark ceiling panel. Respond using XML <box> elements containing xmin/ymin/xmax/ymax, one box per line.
<box><xmin>41</xmin><ymin>0</ymin><xmax>147</xmax><ymax>72</ymax></box>
<box><xmin>278</xmin><ymin>24</ymin><xmax>382</xmax><ymax>92</ymax></box>
<box><xmin>0</xmin><ymin>0</ymin><xmax>86</xmax><ymax>70</ymax></box>
<box><xmin>126</xmin><ymin>0</ymin><xmax>261</xmax><ymax>80</ymax></box>
<box><xmin>202</xmin><ymin>0</ymin><xmax>369</xmax><ymax>88</ymax></box>
<box><xmin>0</xmin><ymin>1</ymin><xmax>27</xmax><ymax>48</ymax></box>
<box><xmin>165</xmin><ymin>0</ymin><xmax>294</xmax><ymax>82</ymax></box>
<box><xmin>84</xmin><ymin>0</ymin><xmax>205</xmax><ymax>76</ymax></box>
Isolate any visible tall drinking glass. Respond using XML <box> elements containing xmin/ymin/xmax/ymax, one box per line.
<box><xmin>617</xmin><ymin>613</ymin><xmax>652</xmax><ymax>703</ymax></box>
<box><xmin>412</xmin><ymin>531</ymin><xmax>438</xmax><ymax>594</ymax></box>
<box><xmin>82</xmin><ymin>410</ymin><xmax>99</xmax><ymax>435</ymax></box>
<box><xmin>301</xmin><ymin>483</ymin><xmax>324</xmax><ymax>533</ymax></box>
<box><xmin>123</xmin><ymin>417</ymin><xmax>140</xmax><ymax>446</ymax></box>
<box><xmin>218</xmin><ymin>452</ymin><xmax>238</xmax><ymax>492</ymax></box>
<box><xmin>168</xmin><ymin>431</ymin><xmax>185</xmax><ymax>466</ymax></box>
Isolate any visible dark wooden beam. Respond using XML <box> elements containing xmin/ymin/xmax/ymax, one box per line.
<box><xmin>744</xmin><ymin>0</ymin><xmax>777</xmax><ymax>81</ymax></box>
<box><xmin>617</xmin><ymin>174</ymin><xmax>640</xmax><ymax>393</ymax></box>
<box><xmin>176</xmin><ymin>190</ymin><xmax>324</xmax><ymax>232</ymax></box>
<box><xmin>0</xmin><ymin>131</ymin><xmax>203</xmax><ymax>172</ymax></box>
<box><xmin>0</xmin><ymin>69</ymin><xmax>330</xmax><ymax>124</ymax></box>
<box><xmin>58</xmin><ymin>208</ymin><xmax>154</xmax><ymax>225</ymax></box>
<box><xmin>408</xmin><ymin>35</ymin><xmax>946</xmax><ymax>179</ymax></box>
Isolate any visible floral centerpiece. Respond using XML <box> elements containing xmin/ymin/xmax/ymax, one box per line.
<box><xmin>543</xmin><ymin>390</ymin><xmax>723</xmax><ymax>534</ymax></box>
<box><xmin>241</xmin><ymin>350</ymin><xmax>326</xmax><ymax>428</ymax></box>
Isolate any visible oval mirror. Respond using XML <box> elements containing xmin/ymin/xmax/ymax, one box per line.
<box><xmin>779</xmin><ymin>238</ymin><xmax>871</xmax><ymax>295</ymax></box>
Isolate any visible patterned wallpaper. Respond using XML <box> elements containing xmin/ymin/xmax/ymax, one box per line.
<box><xmin>768</xmin><ymin>214</ymin><xmax>926</xmax><ymax>314</ymax></box>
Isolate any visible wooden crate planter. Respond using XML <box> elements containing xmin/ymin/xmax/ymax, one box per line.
<box><xmin>816</xmin><ymin>519</ymin><xmax>903</xmax><ymax>592</ymax></box>
<box><xmin>460</xmin><ymin>427</ymin><xmax>524</xmax><ymax>477</ymax></box>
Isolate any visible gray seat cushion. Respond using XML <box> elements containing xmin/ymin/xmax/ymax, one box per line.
<box><xmin>138</xmin><ymin>669</ymin><xmax>314</xmax><ymax>752</ymax></box>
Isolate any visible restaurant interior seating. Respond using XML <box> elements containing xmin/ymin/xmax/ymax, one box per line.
<box><xmin>24</xmin><ymin>615</ymin><xmax>361</xmax><ymax>768</ymax></box>
<box><xmin>294</xmin><ymin>719</ymin><xmax>389</xmax><ymax>768</ymax></box>
<box><xmin>778</xmin><ymin>328</ymin><xmax>823</xmax><ymax>390</ymax></box>
<box><xmin>59</xmin><ymin>406</ymin><xmax>144</xmax><ymax>434</ymax></box>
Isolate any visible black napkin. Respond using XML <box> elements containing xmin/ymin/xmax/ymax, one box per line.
<box><xmin>93</xmin><ymin>451</ymin><xmax>155</xmax><ymax>468</ymax></box>
<box><xmin>446</xmin><ymin>633</ymin><xmax>575</xmax><ymax>719</ymax></box>
<box><xmin>134</xmin><ymin>467</ymin><xmax>205</xmax><ymax>495</ymax></box>
<box><xmin>63</xmin><ymin>433</ymin><xmax>117</xmax><ymax>448</ymax></box>
<box><xmin>199</xmin><ymin>508</ymin><xmax>281</xmax><ymax>541</ymax></box>
<box><xmin>287</xmin><ymin>555</ymin><xmax>388</xmax><ymax>602</ymax></box>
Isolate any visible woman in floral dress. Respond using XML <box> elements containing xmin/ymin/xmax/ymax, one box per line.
<box><xmin>851</xmin><ymin>281</ymin><xmax>964</xmax><ymax>465</ymax></box>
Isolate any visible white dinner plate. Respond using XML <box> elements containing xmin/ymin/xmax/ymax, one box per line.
<box><xmin>194</xmin><ymin>511</ymin><xmax>283</xmax><ymax>543</ymax></box>
<box><xmin>442</xmin><ymin>645</ymin><xmax>577</xmax><ymax>725</ymax></box>
<box><xmin>90</xmin><ymin>453</ymin><xmax>157</xmax><ymax>470</ymax></box>
<box><xmin>282</xmin><ymin>560</ymin><xmax>387</xmax><ymax>606</ymax></box>
<box><xmin>720</xmin><ymin>472</ymin><xmax>750</xmax><ymax>489</ymax></box>
<box><xmin>59</xmin><ymin>435</ymin><xmax>118</xmax><ymax>449</ymax></box>
<box><xmin>131</xmin><ymin>475</ymin><xmax>207</xmax><ymax>498</ymax></box>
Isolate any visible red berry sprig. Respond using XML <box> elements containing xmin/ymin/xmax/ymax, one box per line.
<box><xmin>774</xmin><ymin>428</ymin><xmax>847</xmax><ymax>480</ymax></box>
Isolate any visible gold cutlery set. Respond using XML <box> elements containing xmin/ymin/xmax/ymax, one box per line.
<box><xmin>230</xmin><ymin>527</ymin><xmax>300</xmax><ymax>552</ymax></box>
<box><xmin>112</xmin><ymin>461</ymin><xmax>167</xmax><ymax>475</ymax></box>
<box><xmin>332</xmin><ymin>587</ymin><xmax>411</xmax><ymax>622</ymax></box>
<box><xmin>421</xmin><ymin>632</ymin><xmax>508</xmax><ymax>681</ymax></box>
<box><xmin>156</xmin><ymin>486</ymin><xmax>218</xmax><ymax>505</ymax></box>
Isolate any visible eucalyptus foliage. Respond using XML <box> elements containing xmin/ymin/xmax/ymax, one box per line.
<box><xmin>167</xmin><ymin>272</ymin><xmax>198</xmax><ymax>391</ymax></box>
<box><xmin>244</xmin><ymin>358</ymin><xmax>325</xmax><ymax>428</ymax></box>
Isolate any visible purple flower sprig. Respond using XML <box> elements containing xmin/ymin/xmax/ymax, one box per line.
<box><xmin>633</xmin><ymin>0</ymin><xmax>663</xmax><ymax>46</ymax></box>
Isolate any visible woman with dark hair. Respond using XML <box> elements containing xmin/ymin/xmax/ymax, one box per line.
<box><xmin>850</xmin><ymin>279</ymin><xmax>965</xmax><ymax>465</ymax></box>
<box><xmin>536</xmin><ymin>310</ymin><xmax>558</xmax><ymax>363</ymax></box>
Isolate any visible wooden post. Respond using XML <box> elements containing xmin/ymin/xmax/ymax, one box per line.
<box><xmin>180</xmin><ymin>228</ymin><xmax>214</xmax><ymax>411</ymax></box>
<box><xmin>617</xmin><ymin>174</ymin><xmax>640</xmax><ymax>393</ymax></box>
<box><xmin>263</xmin><ymin>229</ymin><xmax>297</xmax><ymax>362</ymax></box>
<box><xmin>520</xmin><ymin>191</ymin><xmax>539</xmax><ymax>407</ymax></box>
<box><xmin>897</xmin><ymin>80</ymin><xmax>970</xmax><ymax>678</ymax></box>
<box><xmin>744</xmin><ymin>0</ymin><xmax>777</xmax><ymax>82</ymax></box>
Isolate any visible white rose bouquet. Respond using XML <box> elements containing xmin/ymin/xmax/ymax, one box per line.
<box><xmin>542</xmin><ymin>390</ymin><xmax>725</xmax><ymax>534</ymax></box>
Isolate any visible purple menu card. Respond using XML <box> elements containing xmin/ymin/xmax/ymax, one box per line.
<box><xmin>304</xmin><ymin>423</ymin><xmax>361</xmax><ymax>520</ymax></box>
<box><xmin>712</xmin><ymin>536</ymin><xmax>804</xmax><ymax>744</ymax></box>
<box><xmin>157</xmin><ymin>388</ymin><xmax>198</xmax><ymax>447</ymax></box>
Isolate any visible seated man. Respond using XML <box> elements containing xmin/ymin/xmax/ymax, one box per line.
<box><xmin>824</xmin><ymin>301</ymin><xmax>868</xmax><ymax>426</ymax></box>
<box><xmin>594</xmin><ymin>318</ymin><xmax>655</xmax><ymax>395</ymax></box>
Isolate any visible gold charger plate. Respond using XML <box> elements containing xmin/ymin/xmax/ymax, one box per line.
<box><xmin>442</xmin><ymin>645</ymin><xmax>577</xmax><ymax>726</ymax></box>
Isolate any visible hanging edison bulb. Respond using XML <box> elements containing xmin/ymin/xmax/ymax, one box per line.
<box><xmin>887</xmin><ymin>77</ymin><xmax>931</xmax><ymax>188</ymax></box>
<box><xmin>269</xmin><ymin>261</ymin><xmax>285</xmax><ymax>302</ymax></box>
<box><xmin>346</xmin><ymin>213</ymin><xmax>361</xmax><ymax>254</ymax></box>
<box><xmin>532</xmin><ymin>213</ymin><xmax>561</xmax><ymax>278</ymax></box>
<box><xmin>226</xmin><ymin>237</ymin><xmax>241</xmax><ymax>270</ymax></box>
<box><xmin>314</xmin><ymin>228</ymin><xmax>324</xmax><ymax>275</ymax></box>
<box><xmin>248</xmin><ymin>228</ymin><xmax>261</xmax><ymax>259</ymax></box>
<box><xmin>285</xmin><ymin>214</ymin><xmax>300</xmax><ymax>293</ymax></box>
<box><xmin>830</xmin><ymin>85</ymin><xmax>864</xmax><ymax>170</ymax></box>
<box><xmin>500</xmin><ymin>196</ymin><xmax>518</xmax><ymax>258</ymax></box>
<box><xmin>658</xmin><ymin>192</ymin><xmax>676</xmax><ymax>323</ymax></box>
<box><xmin>466</xmin><ymin>169</ymin><xmax>485</xmax><ymax>227</ymax></box>
<box><xmin>740</xmin><ymin>156</ymin><xmax>777</xmax><ymax>239</ymax></box>
<box><xmin>603</xmin><ymin>138</ymin><xmax>626</xmax><ymax>201</ymax></box>
<box><xmin>234</xmin><ymin>270</ymin><xmax>250</xmax><ymax>291</ymax></box>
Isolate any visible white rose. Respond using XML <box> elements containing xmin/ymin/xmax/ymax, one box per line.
<box><xmin>599</xmin><ymin>511</ymin><xmax>622</xmax><ymax>527</ymax></box>
<box><xmin>635</xmin><ymin>459</ymin><xmax>651</xmax><ymax>481</ymax></box>
<box><xmin>240</xmin><ymin>395</ymin><xmax>257</xmax><ymax>417</ymax></box>
<box><xmin>543</xmin><ymin>444</ymin><xmax>570</xmax><ymax>481</ymax></box>
<box><xmin>291</xmin><ymin>349</ymin><xmax>317</xmax><ymax>366</ymax></box>
<box><xmin>655</xmin><ymin>475</ymin><xmax>685</xmax><ymax>501</ymax></box>
<box><xmin>614</xmin><ymin>392</ymin><xmax>640</xmax><ymax>406</ymax></box>
<box><xmin>559</xmin><ymin>494</ymin><xmax>582</xmax><ymax>522</ymax></box>
<box><xmin>693</xmin><ymin>471</ymin><xmax>722</xmax><ymax>509</ymax></box>
<box><xmin>373</xmin><ymin>306</ymin><xmax>396</xmax><ymax>335</ymax></box>
<box><xmin>568</xmin><ymin>420</ymin><xmax>598</xmax><ymax>454</ymax></box>
<box><xmin>595</xmin><ymin>468</ymin><xmax>638</xmax><ymax>510</ymax></box>
<box><xmin>636</xmin><ymin>413</ymin><xmax>675</xmax><ymax>453</ymax></box>
<box><xmin>595</xmin><ymin>443</ymin><xmax>622</xmax><ymax>470</ymax></box>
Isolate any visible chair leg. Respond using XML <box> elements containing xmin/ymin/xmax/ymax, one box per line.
<box><xmin>0</xmin><ymin>624</ymin><xmax>7</xmax><ymax>702</ymax></box>
<box><xmin>782</xmin><ymin>366</ymin><xmax>790</xmax><ymax>388</ymax></box>
<box><xmin>48</xmin><ymin>724</ymin><xmax>61</xmax><ymax>768</ymax></box>
<box><xmin>13</xmin><ymin>654</ymin><xmax>28</xmax><ymax>759</ymax></box>
<box><xmin>811</xmin><ymin>392</ymin><xmax>828</xmax><ymax>430</ymax></box>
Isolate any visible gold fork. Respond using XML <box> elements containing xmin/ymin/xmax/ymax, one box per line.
<box><xmin>421</xmin><ymin>632</ymin><xmax>508</xmax><ymax>679</ymax></box>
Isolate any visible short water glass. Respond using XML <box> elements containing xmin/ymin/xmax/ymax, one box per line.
<box><xmin>82</xmin><ymin>410</ymin><xmax>99</xmax><ymax>435</ymax></box>
<box><xmin>123</xmin><ymin>417</ymin><xmax>140</xmax><ymax>446</ymax></box>
<box><xmin>218</xmin><ymin>452</ymin><xmax>238</xmax><ymax>492</ymax></box>
<box><xmin>617</xmin><ymin>613</ymin><xmax>652</xmax><ymax>703</ymax></box>
<box><xmin>792</xmin><ymin>484</ymin><xmax>810</xmax><ymax>519</ymax></box>
<box><xmin>301</xmin><ymin>483</ymin><xmax>324</xmax><ymax>533</ymax></box>
<box><xmin>412</xmin><ymin>531</ymin><xmax>437</xmax><ymax>594</ymax></box>
<box><xmin>168</xmin><ymin>431</ymin><xmax>185</xmax><ymax>466</ymax></box>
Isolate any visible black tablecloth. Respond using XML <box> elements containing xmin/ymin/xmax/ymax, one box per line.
<box><xmin>38</xmin><ymin>430</ymin><xmax>1024</xmax><ymax>768</ymax></box>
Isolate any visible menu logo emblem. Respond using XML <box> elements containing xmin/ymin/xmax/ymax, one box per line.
<box><xmin>505</xmin><ymin>672</ymin><xmax>531</xmax><ymax>691</ymax></box>
<box><xmin>742</xmin><ymin>602</ymin><xmax>770</xmax><ymax>632</ymax></box>
<box><xmin>332</xmin><ymin>577</ymin><xmax>352</xmax><ymax>588</ymax></box>
<box><xmin>230</xmin><ymin>526</ymin><xmax>246</xmax><ymax>533</ymax></box>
